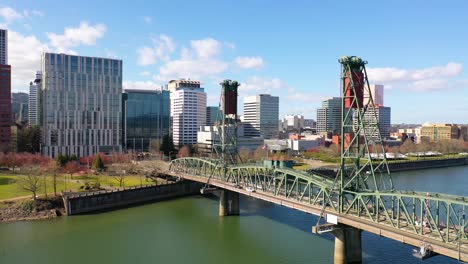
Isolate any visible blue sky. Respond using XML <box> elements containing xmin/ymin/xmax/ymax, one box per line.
<box><xmin>1</xmin><ymin>0</ymin><xmax>467</xmax><ymax>123</ymax></box>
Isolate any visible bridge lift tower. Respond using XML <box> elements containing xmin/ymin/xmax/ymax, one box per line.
<box><xmin>211</xmin><ymin>80</ymin><xmax>241</xmax><ymax>165</ymax></box>
<box><xmin>202</xmin><ymin>80</ymin><xmax>242</xmax><ymax>216</ymax></box>
<box><xmin>315</xmin><ymin>56</ymin><xmax>394</xmax><ymax>263</ymax></box>
<box><xmin>337</xmin><ymin>55</ymin><xmax>393</xmax><ymax>210</ymax></box>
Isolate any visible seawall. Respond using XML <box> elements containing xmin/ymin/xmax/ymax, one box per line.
<box><xmin>62</xmin><ymin>180</ymin><xmax>203</xmax><ymax>215</ymax></box>
<box><xmin>309</xmin><ymin>157</ymin><xmax>468</xmax><ymax>177</ymax></box>
<box><xmin>386</xmin><ymin>157</ymin><xmax>467</xmax><ymax>172</ymax></box>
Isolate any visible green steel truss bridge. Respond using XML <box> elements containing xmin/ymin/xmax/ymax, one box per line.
<box><xmin>168</xmin><ymin>157</ymin><xmax>468</xmax><ymax>262</ymax></box>
<box><xmin>167</xmin><ymin>59</ymin><xmax>467</xmax><ymax>263</ymax></box>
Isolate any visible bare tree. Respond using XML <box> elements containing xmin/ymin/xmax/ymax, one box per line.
<box><xmin>253</xmin><ymin>145</ymin><xmax>267</xmax><ymax>161</ymax></box>
<box><xmin>41</xmin><ymin>159</ymin><xmax>59</xmax><ymax>196</ymax></box>
<box><xmin>178</xmin><ymin>145</ymin><xmax>191</xmax><ymax>158</ymax></box>
<box><xmin>238</xmin><ymin>147</ymin><xmax>252</xmax><ymax>163</ymax></box>
<box><xmin>18</xmin><ymin>167</ymin><xmax>42</xmax><ymax>200</ymax></box>
<box><xmin>113</xmin><ymin>173</ymin><xmax>126</xmax><ymax>188</ymax></box>
<box><xmin>107</xmin><ymin>164</ymin><xmax>127</xmax><ymax>188</ymax></box>
<box><xmin>399</xmin><ymin>139</ymin><xmax>416</xmax><ymax>154</ymax></box>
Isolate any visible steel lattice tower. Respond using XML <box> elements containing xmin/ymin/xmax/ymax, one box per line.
<box><xmin>211</xmin><ymin>80</ymin><xmax>241</xmax><ymax>165</ymax></box>
<box><xmin>337</xmin><ymin>56</ymin><xmax>394</xmax><ymax>211</ymax></box>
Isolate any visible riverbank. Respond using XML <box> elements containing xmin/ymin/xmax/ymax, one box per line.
<box><xmin>309</xmin><ymin>157</ymin><xmax>468</xmax><ymax>177</ymax></box>
<box><xmin>0</xmin><ymin>196</ymin><xmax>64</xmax><ymax>223</ymax></box>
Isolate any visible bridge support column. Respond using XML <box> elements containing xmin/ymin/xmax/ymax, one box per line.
<box><xmin>219</xmin><ymin>189</ymin><xmax>239</xmax><ymax>216</ymax></box>
<box><xmin>332</xmin><ymin>224</ymin><xmax>362</xmax><ymax>264</ymax></box>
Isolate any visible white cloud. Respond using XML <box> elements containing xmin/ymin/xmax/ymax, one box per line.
<box><xmin>234</xmin><ymin>56</ymin><xmax>264</xmax><ymax>69</ymax></box>
<box><xmin>104</xmin><ymin>49</ymin><xmax>117</xmax><ymax>59</ymax></box>
<box><xmin>31</xmin><ymin>10</ymin><xmax>44</xmax><ymax>17</ymax></box>
<box><xmin>367</xmin><ymin>63</ymin><xmax>462</xmax><ymax>83</ymax></box>
<box><xmin>157</xmin><ymin>59</ymin><xmax>227</xmax><ymax>81</ymax></box>
<box><xmin>137</xmin><ymin>47</ymin><xmax>157</xmax><ymax>65</ymax></box>
<box><xmin>286</xmin><ymin>92</ymin><xmax>322</xmax><ymax>102</ymax></box>
<box><xmin>143</xmin><ymin>16</ymin><xmax>152</xmax><ymax>24</ymax></box>
<box><xmin>154</xmin><ymin>37</ymin><xmax>228</xmax><ymax>82</ymax></box>
<box><xmin>224</xmin><ymin>42</ymin><xmax>236</xmax><ymax>50</ymax></box>
<box><xmin>0</xmin><ymin>7</ymin><xmax>23</xmax><ymax>23</ymax></box>
<box><xmin>46</xmin><ymin>21</ymin><xmax>107</xmax><ymax>52</ymax></box>
<box><xmin>366</xmin><ymin>62</ymin><xmax>463</xmax><ymax>92</ymax></box>
<box><xmin>8</xmin><ymin>31</ymin><xmax>50</xmax><ymax>91</ymax></box>
<box><xmin>191</xmin><ymin>38</ymin><xmax>221</xmax><ymax>59</ymax></box>
<box><xmin>409</xmin><ymin>79</ymin><xmax>448</xmax><ymax>91</ymax></box>
<box><xmin>0</xmin><ymin>6</ymin><xmax>44</xmax><ymax>27</ymax></box>
<box><xmin>137</xmin><ymin>34</ymin><xmax>175</xmax><ymax>66</ymax></box>
<box><xmin>123</xmin><ymin>81</ymin><xmax>162</xmax><ymax>90</ymax></box>
<box><xmin>139</xmin><ymin>71</ymin><xmax>152</xmax><ymax>77</ymax></box>
<box><xmin>240</xmin><ymin>76</ymin><xmax>285</xmax><ymax>93</ymax></box>
<box><xmin>8</xmin><ymin>22</ymin><xmax>106</xmax><ymax>92</ymax></box>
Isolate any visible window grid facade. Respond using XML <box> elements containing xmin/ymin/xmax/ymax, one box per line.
<box><xmin>41</xmin><ymin>53</ymin><xmax>123</xmax><ymax>157</ymax></box>
<box><xmin>28</xmin><ymin>72</ymin><xmax>41</xmax><ymax>127</ymax></box>
<box><xmin>170</xmin><ymin>86</ymin><xmax>206</xmax><ymax>147</ymax></box>
<box><xmin>243</xmin><ymin>94</ymin><xmax>279</xmax><ymax>139</ymax></box>
<box><xmin>0</xmin><ymin>29</ymin><xmax>7</xmax><ymax>65</ymax></box>
<box><xmin>316</xmin><ymin>97</ymin><xmax>341</xmax><ymax>135</ymax></box>
<box><xmin>123</xmin><ymin>89</ymin><xmax>170</xmax><ymax>152</ymax></box>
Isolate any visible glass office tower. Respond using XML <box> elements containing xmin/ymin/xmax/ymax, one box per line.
<box><xmin>123</xmin><ymin>89</ymin><xmax>170</xmax><ymax>152</ymax></box>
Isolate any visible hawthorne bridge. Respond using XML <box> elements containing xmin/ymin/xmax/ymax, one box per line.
<box><xmin>166</xmin><ymin>57</ymin><xmax>468</xmax><ymax>263</ymax></box>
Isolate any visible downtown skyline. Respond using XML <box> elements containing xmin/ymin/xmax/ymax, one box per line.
<box><xmin>0</xmin><ymin>0</ymin><xmax>467</xmax><ymax>123</ymax></box>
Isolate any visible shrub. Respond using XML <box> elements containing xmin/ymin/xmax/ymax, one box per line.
<box><xmin>21</xmin><ymin>200</ymin><xmax>35</xmax><ymax>212</ymax></box>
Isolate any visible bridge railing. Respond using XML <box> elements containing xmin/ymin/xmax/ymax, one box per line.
<box><xmin>169</xmin><ymin>157</ymin><xmax>468</xmax><ymax>247</ymax></box>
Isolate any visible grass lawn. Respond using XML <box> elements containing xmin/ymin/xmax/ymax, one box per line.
<box><xmin>0</xmin><ymin>172</ymin><xmax>153</xmax><ymax>200</ymax></box>
<box><xmin>293</xmin><ymin>163</ymin><xmax>311</xmax><ymax>170</ymax></box>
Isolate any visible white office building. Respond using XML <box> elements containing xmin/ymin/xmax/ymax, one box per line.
<box><xmin>359</xmin><ymin>106</ymin><xmax>391</xmax><ymax>141</ymax></box>
<box><xmin>41</xmin><ymin>53</ymin><xmax>123</xmax><ymax>157</ymax></box>
<box><xmin>28</xmin><ymin>71</ymin><xmax>41</xmax><ymax>126</ymax></box>
<box><xmin>0</xmin><ymin>29</ymin><xmax>7</xmax><ymax>64</ymax></box>
<box><xmin>316</xmin><ymin>97</ymin><xmax>341</xmax><ymax>135</ymax></box>
<box><xmin>280</xmin><ymin>114</ymin><xmax>305</xmax><ymax>131</ymax></box>
<box><xmin>168</xmin><ymin>79</ymin><xmax>207</xmax><ymax>147</ymax></box>
<box><xmin>243</xmin><ymin>94</ymin><xmax>279</xmax><ymax>139</ymax></box>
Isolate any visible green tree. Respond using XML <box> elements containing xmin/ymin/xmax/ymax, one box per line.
<box><xmin>160</xmin><ymin>135</ymin><xmax>176</xmax><ymax>157</ymax></box>
<box><xmin>92</xmin><ymin>154</ymin><xmax>105</xmax><ymax>172</ymax></box>
<box><xmin>56</xmin><ymin>153</ymin><xmax>68</xmax><ymax>167</ymax></box>
<box><xmin>16</xmin><ymin>125</ymin><xmax>41</xmax><ymax>153</ymax></box>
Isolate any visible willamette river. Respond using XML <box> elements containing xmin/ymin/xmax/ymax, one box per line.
<box><xmin>1</xmin><ymin>165</ymin><xmax>467</xmax><ymax>264</ymax></box>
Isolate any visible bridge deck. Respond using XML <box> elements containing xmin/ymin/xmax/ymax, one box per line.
<box><xmin>167</xmin><ymin>171</ymin><xmax>468</xmax><ymax>262</ymax></box>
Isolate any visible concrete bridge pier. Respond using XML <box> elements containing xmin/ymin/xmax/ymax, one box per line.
<box><xmin>219</xmin><ymin>189</ymin><xmax>240</xmax><ymax>216</ymax></box>
<box><xmin>332</xmin><ymin>224</ymin><xmax>362</xmax><ymax>264</ymax></box>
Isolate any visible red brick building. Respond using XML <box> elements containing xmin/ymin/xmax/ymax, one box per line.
<box><xmin>0</xmin><ymin>64</ymin><xmax>11</xmax><ymax>152</ymax></box>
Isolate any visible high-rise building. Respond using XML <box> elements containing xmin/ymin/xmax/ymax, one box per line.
<box><xmin>303</xmin><ymin>119</ymin><xmax>316</xmax><ymax>129</ymax></box>
<box><xmin>0</xmin><ymin>29</ymin><xmax>7</xmax><ymax>65</ymax></box>
<box><xmin>364</xmin><ymin>84</ymin><xmax>384</xmax><ymax>106</ymax></box>
<box><xmin>28</xmin><ymin>71</ymin><xmax>42</xmax><ymax>126</ymax></box>
<box><xmin>0</xmin><ymin>64</ymin><xmax>11</xmax><ymax>152</ymax></box>
<box><xmin>360</xmin><ymin>106</ymin><xmax>391</xmax><ymax>141</ymax></box>
<box><xmin>168</xmin><ymin>79</ymin><xmax>206</xmax><ymax>147</ymax></box>
<box><xmin>123</xmin><ymin>89</ymin><xmax>170</xmax><ymax>152</ymax></box>
<box><xmin>11</xmin><ymin>92</ymin><xmax>28</xmax><ymax>123</ymax></box>
<box><xmin>41</xmin><ymin>53</ymin><xmax>123</xmax><ymax>157</ymax></box>
<box><xmin>280</xmin><ymin>114</ymin><xmax>305</xmax><ymax>132</ymax></box>
<box><xmin>206</xmin><ymin>106</ymin><xmax>222</xmax><ymax>126</ymax></box>
<box><xmin>243</xmin><ymin>94</ymin><xmax>279</xmax><ymax>139</ymax></box>
<box><xmin>316</xmin><ymin>97</ymin><xmax>341</xmax><ymax>135</ymax></box>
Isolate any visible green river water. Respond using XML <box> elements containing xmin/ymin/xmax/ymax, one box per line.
<box><xmin>1</xmin><ymin>165</ymin><xmax>467</xmax><ymax>264</ymax></box>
